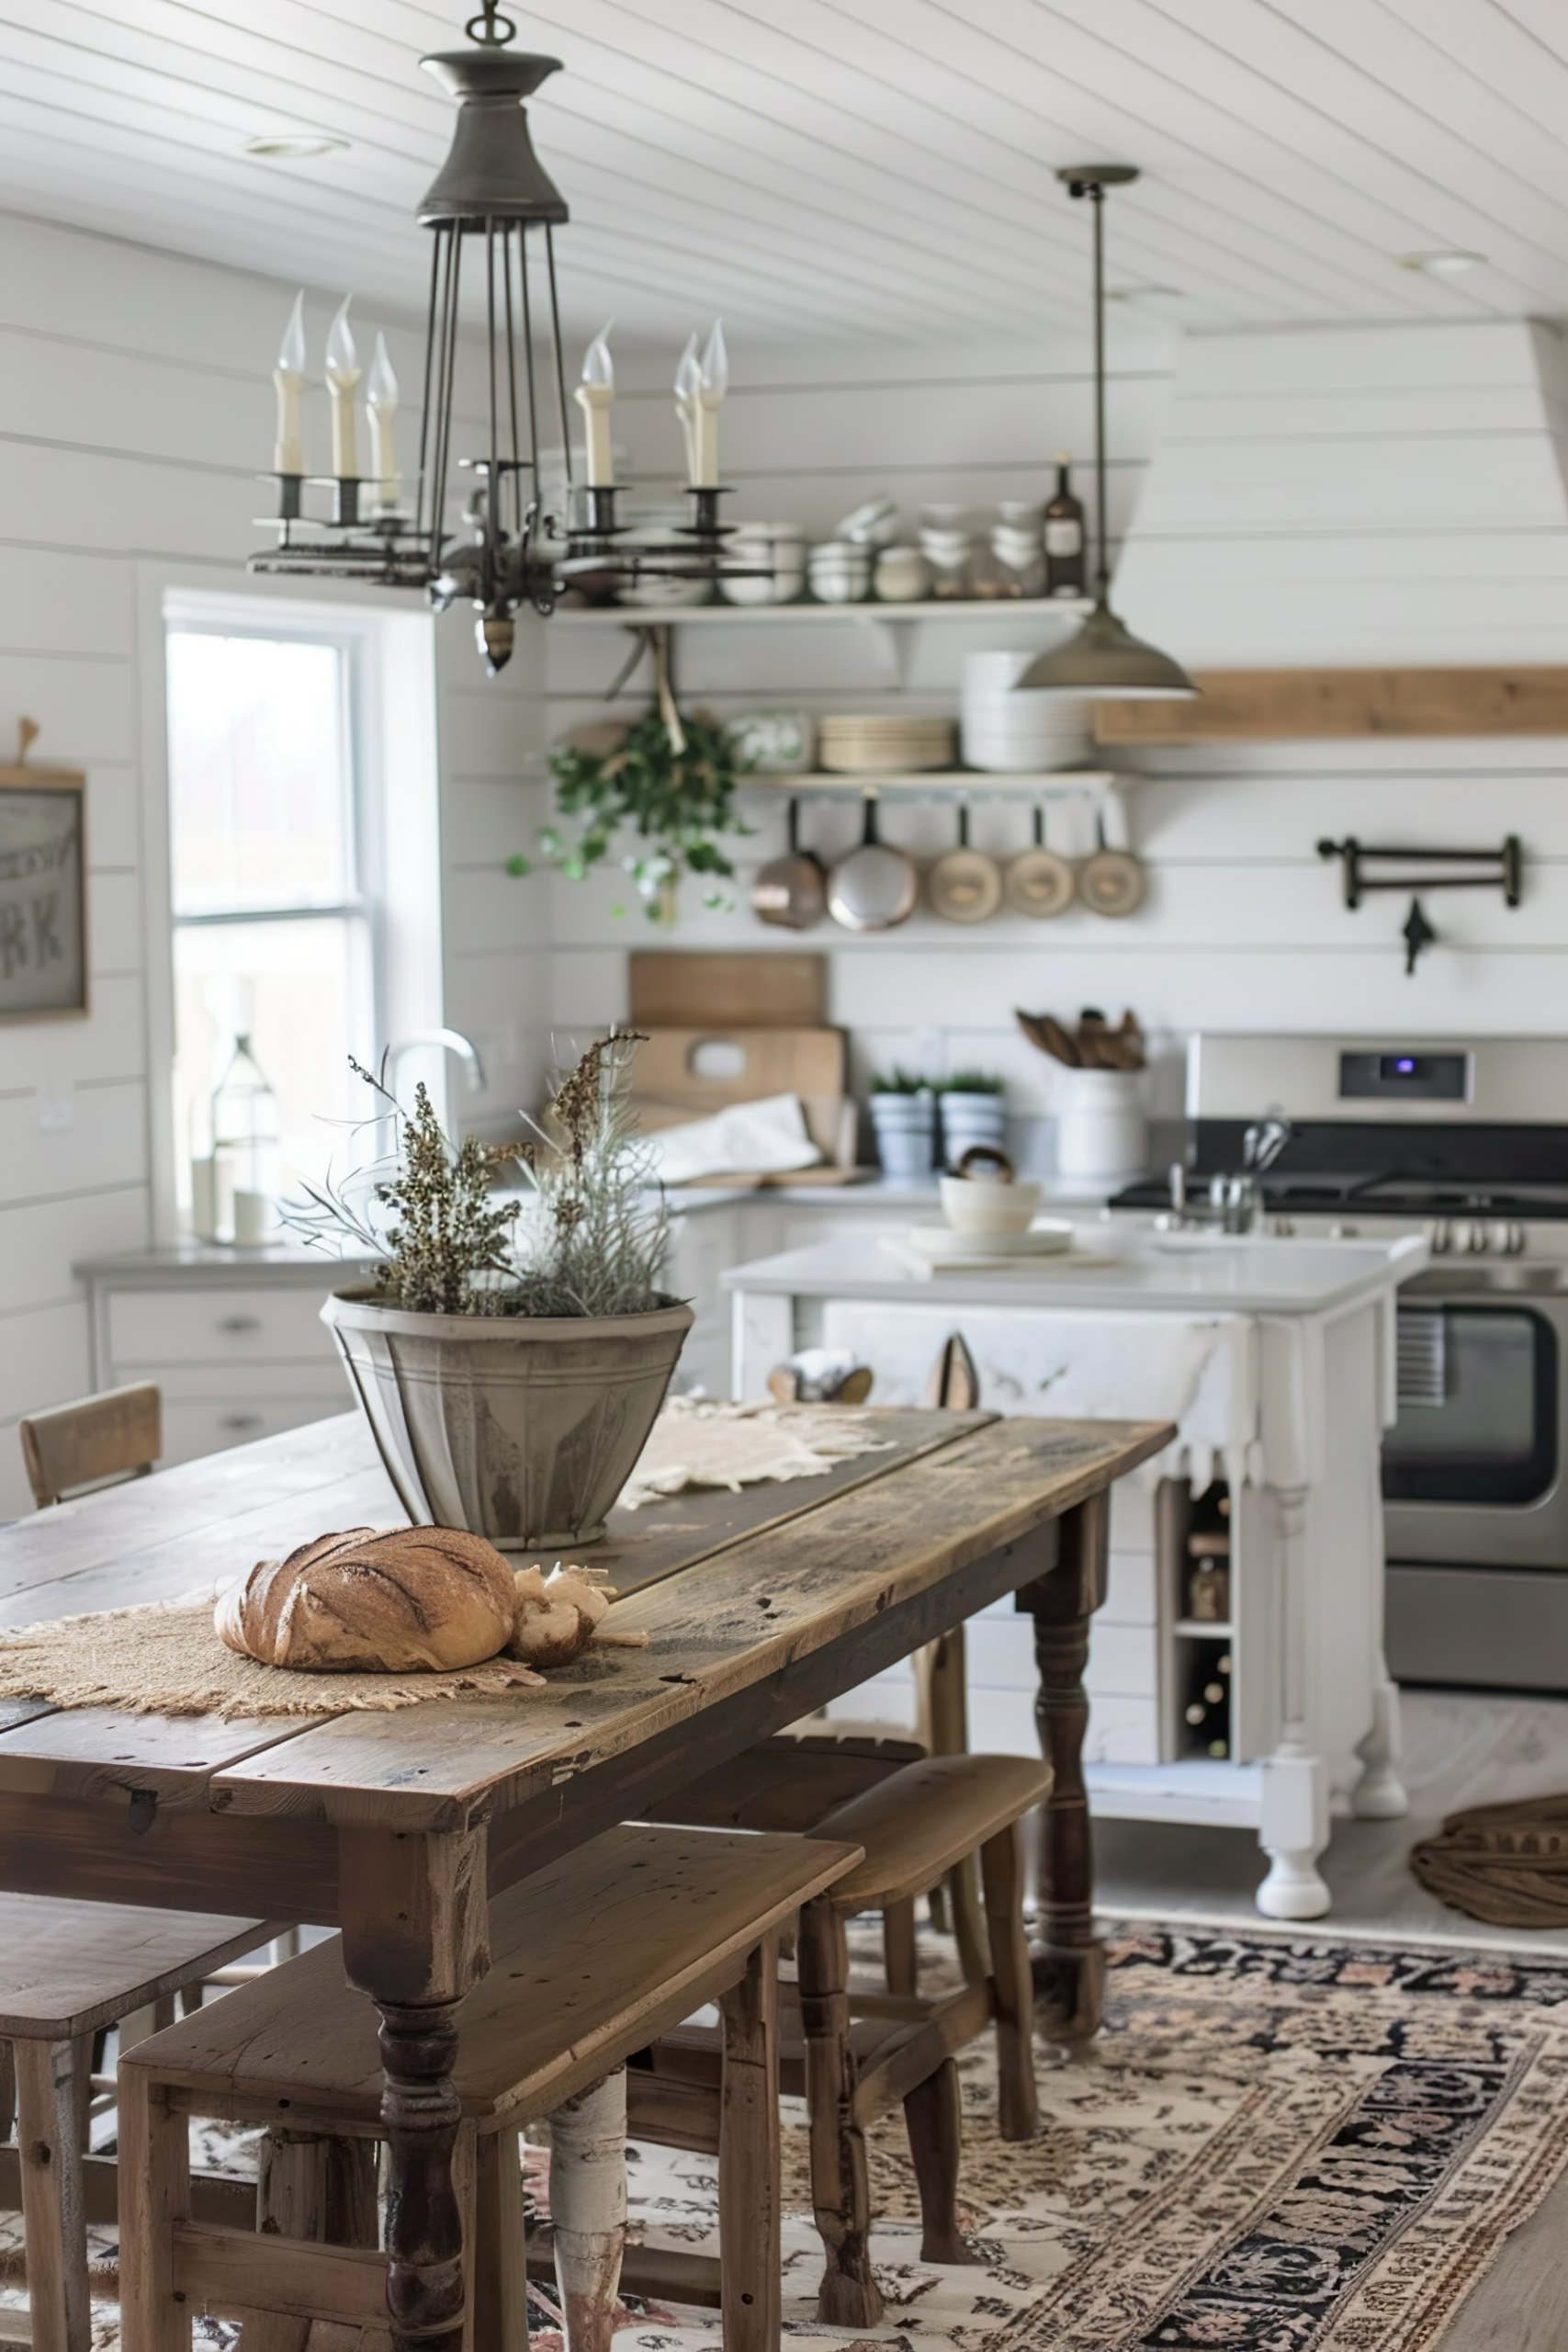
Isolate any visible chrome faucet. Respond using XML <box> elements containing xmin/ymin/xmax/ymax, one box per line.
<box><xmin>1164</xmin><ymin>1106</ymin><xmax>1293</xmax><ymax>1235</ymax></box>
<box><xmin>387</xmin><ymin>1027</ymin><xmax>488</xmax><ymax>1096</ymax></box>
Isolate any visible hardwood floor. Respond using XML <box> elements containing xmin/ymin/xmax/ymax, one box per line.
<box><xmin>1438</xmin><ymin>2168</ymin><xmax>1568</xmax><ymax>2350</ymax></box>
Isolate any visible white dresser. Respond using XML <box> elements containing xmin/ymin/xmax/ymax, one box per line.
<box><xmin>77</xmin><ymin>1247</ymin><xmax>354</xmax><ymax>1466</ymax></box>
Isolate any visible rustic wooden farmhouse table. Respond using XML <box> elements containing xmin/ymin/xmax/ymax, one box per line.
<box><xmin>0</xmin><ymin>1405</ymin><xmax>1169</xmax><ymax>2351</ymax></box>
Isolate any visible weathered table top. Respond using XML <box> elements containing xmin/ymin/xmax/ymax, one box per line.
<box><xmin>16</xmin><ymin>1406</ymin><xmax>1169</xmax><ymax>2352</ymax></box>
<box><xmin>0</xmin><ymin>1408</ymin><xmax>1167</xmax><ymax>1857</ymax></box>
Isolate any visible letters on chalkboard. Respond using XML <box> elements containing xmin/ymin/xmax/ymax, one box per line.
<box><xmin>0</xmin><ymin>766</ymin><xmax>87</xmax><ymax>1020</ymax></box>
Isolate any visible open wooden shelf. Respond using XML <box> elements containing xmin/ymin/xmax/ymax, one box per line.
<box><xmin>554</xmin><ymin>595</ymin><xmax>1094</xmax><ymax>628</ymax></box>
<box><xmin>735</xmin><ymin>768</ymin><xmax>1121</xmax><ymax>794</ymax></box>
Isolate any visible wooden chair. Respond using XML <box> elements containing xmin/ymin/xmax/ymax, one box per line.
<box><xmin>640</xmin><ymin>1747</ymin><xmax>1050</xmax><ymax>2326</ymax></box>
<box><xmin>19</xmin><ymin>1384</ymin><xmax>161</xmax><ymax>1509</ymax></box>
<box><xmin>0</xmin><ymin>1893</ymin><xmax>273</xmax><ymax>2352</ymax></box>
<box><xmin>118</xmin><ymin>1823</ymin><xmax>862</xmax><ymax>2352</ymax></box>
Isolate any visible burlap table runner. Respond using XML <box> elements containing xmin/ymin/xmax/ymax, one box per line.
<box><xmin>617</xmin><ymin>1396</ymin><xmax>892</xmax><ymax>1510</ymax></box>
<box><xmin>0</xmin><ymin>1401</ymin><xmax>891</xmax><ymax>1720</ymax></box>
<box><xmin>1411</xmin><ymin>1793</ymin><xmax>1568</xmax><ymax>1929</ymax></box>
<box><xmin>0</xmin><ymin>1600</ymin><xmax>547</xmax><ymax>1719</ymax></box>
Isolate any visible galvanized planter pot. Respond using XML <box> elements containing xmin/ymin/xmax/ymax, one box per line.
<box><xmin>322</xmin><ymin>1288</ymin><xmax>694</xmax><ymax>1550</ymax></box>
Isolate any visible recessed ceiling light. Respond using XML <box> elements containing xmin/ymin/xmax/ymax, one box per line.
<box><xmin>245</xmin><ymin>133</ymin><xmax>350</xmax><ymax>160</ymax></box>
<box><xmin>1396</xmin><ymin>249</ymin><xmax>1487</xmax><ymax>276</ymax></box>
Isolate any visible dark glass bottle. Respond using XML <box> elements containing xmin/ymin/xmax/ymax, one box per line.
<box><xmin>1044</xmin><ymin>451</ymin><xmax>1087</xmax><ymax>599</ymax></box>
<box><xmin>1182</xmin><ymin>1648</ymin><xmax>1233</xmax><ymax>1759</ymax></box>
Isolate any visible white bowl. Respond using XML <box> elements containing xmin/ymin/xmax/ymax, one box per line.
<box><xmin>939</xmin><ymin>1172</ymin><xmax>1045</xmax><ymax>1233</ymax></box>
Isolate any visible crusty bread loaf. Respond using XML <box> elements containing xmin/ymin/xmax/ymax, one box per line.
<box><xmin>215</xmin><ymin>1525</ymin><xmax>520</xmax><ymax>1672</ymax></box>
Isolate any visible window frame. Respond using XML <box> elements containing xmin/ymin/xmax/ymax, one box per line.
<box><xmin>139</xmin><ymin>575</ymin><xmax>441</xmax><ymax>1244</ymax></box>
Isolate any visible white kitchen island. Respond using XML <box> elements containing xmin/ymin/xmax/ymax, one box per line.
<box><xmin>725</xmin><ymin>1227</ymin><xmax>1429</xmax><ymax>1920</ymax></box>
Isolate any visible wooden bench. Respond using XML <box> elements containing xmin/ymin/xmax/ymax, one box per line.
<box><xmin>118</xmin><ymin>1823</ymin><xmax>862</xmax><ymax>2352</ymax></box>
<box><xmin>0</xmin><ymin>1893</ymin><xmax>271</xmax><ymax>2352</ymax></box>
<box><xmin>639</xmin><ymin>1747</ymin><xmax>1051</xmax><ymax>2326</ymax></box>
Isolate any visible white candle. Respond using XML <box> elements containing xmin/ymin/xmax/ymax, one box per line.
<box><xmin>696</xmin><ymin>317</ymin><xmax>728</xmax><ymax>490</ymax></box>
<box><xmin>673</xmin><ymin>333</ymin><xmax>701</xmax><ymax>486</ymax></box>
<box><xmin>273</xmin><ymin>288</ymin><xmax>306</xmax><ymax>476</ymax></box>
<box><xmin>367</xmin><ymin>332</ymin><xmax>399</xmax><ymax>508</ymax></box>
<box><xmin>574</xmin><ymin>321</ymin><xmax>615</xmax><ymax>488</ymax></box>
<box><xmin>325</xmin><ymin>294</ymin><xmax>361</xmax><ymax>480</ymax></box>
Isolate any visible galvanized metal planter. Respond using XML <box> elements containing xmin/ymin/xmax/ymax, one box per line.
<box><xmin>322</xmin><ymin>1288</ymin><xmax>694</xmax><ymax>1550</ymax></box>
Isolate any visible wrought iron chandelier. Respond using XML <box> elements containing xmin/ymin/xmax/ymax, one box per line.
<box><xmin>250</xmin><ymin>3</ymin><xmax>743</xmax><ymax>673</ymax></box>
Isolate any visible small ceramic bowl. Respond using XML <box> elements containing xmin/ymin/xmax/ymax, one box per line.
<box><xmin>939</xmin><ymin>1171</ymin><xmax>1045</xmax><ymax>1233</ymax></box>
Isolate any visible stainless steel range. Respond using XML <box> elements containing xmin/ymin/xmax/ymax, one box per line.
<box><xmin>1112</xmin><ymin>1035</ymin><xmax>1568</xmax><ymax>1693</ymax></box>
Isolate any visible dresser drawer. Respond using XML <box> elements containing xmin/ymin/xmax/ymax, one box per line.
<box><xmin>159</xmin><ymin>1392</ymin><xmax>348</xmax><ymax>1467</ymax></box>
<box><xmin>106</xmin><ymin>1284</ymin><xmax>337</xmax><ymax>1369</ymax></box>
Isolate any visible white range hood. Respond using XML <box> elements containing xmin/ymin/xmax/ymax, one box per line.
<box><xmin>1114</xmin><ymin>317</ymin><xmax>1568</xmax><ymax>671</ymax></box>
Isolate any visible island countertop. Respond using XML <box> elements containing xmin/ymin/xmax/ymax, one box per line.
<box><xmin>721</xmin><ymin>1227</ymin><xmax>1430</xmax><ymax>1317</ymax></box>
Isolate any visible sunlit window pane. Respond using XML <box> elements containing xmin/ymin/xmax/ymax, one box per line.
<box><xmin>166</xmin><ymin>632</ymin><xmax>352</xmax><ymax>914</ymax></box>
<box><xmin>172</xmin><ymin>917</ymin><xmax>373</xmax><ymax>1210</ymax></box>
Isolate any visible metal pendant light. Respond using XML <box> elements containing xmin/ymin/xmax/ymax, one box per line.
<box><xmin>1017</xmin><ymin>166</ymin><xmax>1197</xmax><ymax>700</ymax></box>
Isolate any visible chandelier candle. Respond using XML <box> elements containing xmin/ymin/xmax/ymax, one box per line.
<box><xmin>367</xmin><ymin>334</ymin><xmax>400</xmax><ymax>511</ymax></box>
<box><xmin>576</xmin><ymin>322</ymin><xmax>615</xmax><ymax>487</ymax></box>
<box><xmin>674</xmin><ymin>333</ymin><xmax>702</xmax><ymax>483</ymax></box>
<box><xmin>325</xmin><ymin>295</ymin><xmax>361</xmax><ymax>481</ymax></box>
<box><xmin>696</xmin><ymin>318</ymin><xmax>728</xmax><ymax>488</ymax></box>
<box><xmin>272</xmin><ymin>289</ymin><xmax>306</xmax><ymax>481</ymax></box>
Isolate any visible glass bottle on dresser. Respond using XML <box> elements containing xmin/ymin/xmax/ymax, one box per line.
<box><xmin>1044</xmin><ymin>452</ymin><xmax>1087</xmax><ymax>598</ymax></box>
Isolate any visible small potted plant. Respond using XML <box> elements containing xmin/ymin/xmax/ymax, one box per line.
<box><xmin>868</xmin><ymin>1068</ymin><xmax>937</xmax><ymax>1180</ymax></box>
<box><xmin>939</xmin><ymin>1070</ymin><xmax>1007</xmax><ymax>1167</ymax></box>
<box><xmin>291</xmin><ymin>1035</ymin><xmax>692</xmax><ymax>1550</ymax></box>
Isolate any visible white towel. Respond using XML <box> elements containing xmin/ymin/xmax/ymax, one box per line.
<box><xmin>643</xmin><ymin>1093</ymin><xmax>822</xmax><ymax>1185</ymax></box>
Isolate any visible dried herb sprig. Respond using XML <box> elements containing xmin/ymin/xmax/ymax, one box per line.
<box><xmin>510</xmin><ymin>1031</ymin><xmax>671</xmax><ymax>1317</ymax></box>
<box><xmin>286</xmin><ymin>1038</ymin><xmax>672</xmax><ymax>1322</ymax></box>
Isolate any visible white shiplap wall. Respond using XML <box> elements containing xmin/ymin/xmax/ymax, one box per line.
<box><xmin>538</xmin><ymin>319</ymin><xmax>1568</xmax><ymax>1155</ymax></box>
<box><xmin>0</xmin><ymin>210</ymin><xmax>543</xmax><ymax>1517</ymax></box>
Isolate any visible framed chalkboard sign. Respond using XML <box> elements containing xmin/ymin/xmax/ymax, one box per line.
<box><xmin>0</xmin><ymin>758</ymin><xmax>87</xmax><ymax>1021</ymax></box>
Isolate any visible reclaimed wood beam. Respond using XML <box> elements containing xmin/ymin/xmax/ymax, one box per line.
<box><xmin>1093</xmin><ymin>665</ymin><xmax>1568</xmax><ymax>742</ymax></box>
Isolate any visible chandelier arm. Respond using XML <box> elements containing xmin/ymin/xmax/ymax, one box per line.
<box><xmin>413</xmin><ymin>223</ymin><xmax>445</xmax><ymax>551</ymax></box>
<box><xmin>518</xmin><ymin>224</ymin><xmax>543</xmax><ymax>510</ymax></box>
<box><xmin>502</xmin><ymin>222</ymin><xmax>523</xmax><ymax>543</ymax></box>
<box><xmin>486</xmin><ymin>215</ymin><xmax>502</xmax><ymax>594</ymax></box>
<box><xmin>545</xmin><ymin>224</ymin><xmax>573</xmax><ymax>488</ymax></box>
<box><xmin>429</xmin><ymin>223</ymin><xmax>464</xmax><ymax>576</ymax></box>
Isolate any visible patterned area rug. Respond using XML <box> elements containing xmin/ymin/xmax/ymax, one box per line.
<box><xmin>19</xmin><ymin>1919</ymin><xmax>1568</xmax><ymax>2350</ymax></box>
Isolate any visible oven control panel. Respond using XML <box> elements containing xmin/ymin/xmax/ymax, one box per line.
<box><xmin>1338</xmin><ymin>1049</ymin><xmax>1471</xmax><ymax>1102</ymax></box>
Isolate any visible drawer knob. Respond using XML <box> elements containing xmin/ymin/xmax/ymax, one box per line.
<box><xmin>220</xmin><ymin>1413</ymin><xmax>265</xmax><ymax>1431</ymax></box>
<box><xmin>217</xmin><ymin>1315</ymin><xmax>262</xmax><ymax>1334</ymax></box>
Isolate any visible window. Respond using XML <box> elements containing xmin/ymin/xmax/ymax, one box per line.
<box><xmin>164</xmin><ymin>623</ymin><xmax>377</xmax><ymax>1216</ymax></box>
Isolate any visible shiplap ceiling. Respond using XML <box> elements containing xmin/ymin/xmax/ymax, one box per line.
<box><xmin>2</xmin><ymin>0</ymin><xmax>1568</xmax><ymax>348</ymax></box>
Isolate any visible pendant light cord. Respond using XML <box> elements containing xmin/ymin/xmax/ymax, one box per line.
<box><xmin>1087</xmin><ymin>180</ymin><xmax>1110</xmax><ymax>605</ymax></box>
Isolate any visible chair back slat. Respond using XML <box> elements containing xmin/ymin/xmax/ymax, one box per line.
<box><xmin>19</xmin><ymin>1383</ymin><xmax>162</xmax><ymax>1509</ymax></box>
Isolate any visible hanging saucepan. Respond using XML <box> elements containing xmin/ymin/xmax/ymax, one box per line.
<box><xmin>1005</xmin><ymin>805</ymin><xmax>1077</xmax><ymax>919</ymax></box>
<box><xmin>751</xmin><ymin>797</ymin><xmax>827</xmax><ymax>930</ymax></box>
<box><xmin>928</xmin><ymin>801</ymin><xmax>1003</xmax><ymax>925</ymax></box>
<box><xmin>1078</xmin><ymin>798</ymin><xmax>1147</xmax><ymax>919</ymax></box>
<box><xmin>827</xmin><ymin>791</ymin><xmax>919</xmax><ymax>932</ymax></box>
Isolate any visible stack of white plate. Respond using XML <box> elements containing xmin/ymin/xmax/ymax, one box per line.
<box><xmin>818</xmin><ymin>714</ymin><xmax>957</xmax><ymax>775</ymax></box>
<box><xmin>960</xmin><ymin>649</ymin><xmax>1094</xmax><ymax>772</ymax></box>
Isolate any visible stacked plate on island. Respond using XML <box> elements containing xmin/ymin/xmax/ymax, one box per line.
<box><xmin>878</xmin><ymin>1165</ymin><xmax>1077</xmax><ymax>1273</ymax></box>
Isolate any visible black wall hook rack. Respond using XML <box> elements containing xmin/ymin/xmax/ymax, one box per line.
<box><xmin>1315</xmin><ymin>835</ymin><xmax>1523</xmax><ymax>976</ymax></box>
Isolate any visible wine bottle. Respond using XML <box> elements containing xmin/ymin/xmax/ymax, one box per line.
<box><xmin>1182</xmin><ymin>1650</ymin><xmax>1233</xmax><ymax>1759</ymax></box>
<box><xmin>1045</xmin><ymin>451</ymin><xmax>1087</xmax><ymax>598</ymax></box>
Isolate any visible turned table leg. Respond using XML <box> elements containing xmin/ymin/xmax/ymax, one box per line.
<box><xmin>339</xmin><ymin>1826</ymin><xmax>491</xmax><ymax>2352</ymax></box>
<box><xmin>1020</xmin><ymin>1494</ymin><xmax>1109</xmax><ymax>2043</ymax></box>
